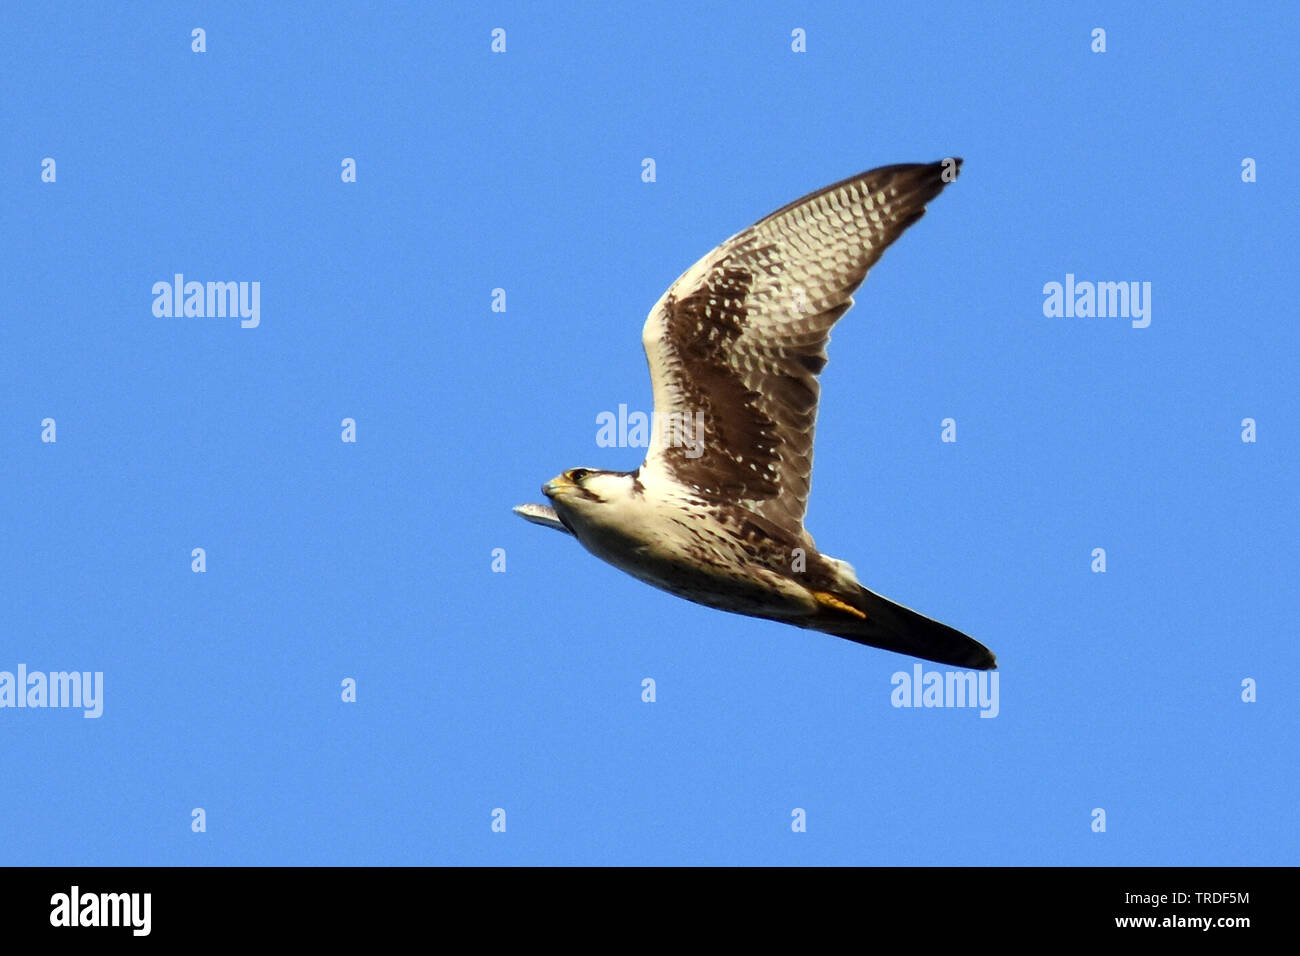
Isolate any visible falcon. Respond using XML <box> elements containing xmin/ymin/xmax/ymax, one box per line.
<box><xmin>514</xmin><ymin>160</ymin><xmax>996</xmax><ymax>669</ymax></box>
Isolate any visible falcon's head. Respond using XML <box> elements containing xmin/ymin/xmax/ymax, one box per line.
<box><xmin>542</xmin><ymin>468</ymin><xmax>641</xmax><ymax>535</ymax></box>
<box><xmin>542</xmin><ymin>467</ymin><xmax>635</xmax><ymax>505</ymax></box>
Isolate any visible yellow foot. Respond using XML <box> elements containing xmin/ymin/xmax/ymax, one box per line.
<box><xmin>812</xmin><ymin>590</ymin><xmax>867</xmax><ymax>619</ymax></box>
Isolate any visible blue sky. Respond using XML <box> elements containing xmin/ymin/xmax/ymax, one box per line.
<box><xmin>1</xmin><ymin>1</ymin><xmax>1295</xmax><ymax>865</ymax></box>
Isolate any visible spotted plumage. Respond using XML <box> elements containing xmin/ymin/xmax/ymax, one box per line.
<box><xmin>515</xmin><ymin>160</ymin><xmax>996</xmax><ymax>670</ymax></box>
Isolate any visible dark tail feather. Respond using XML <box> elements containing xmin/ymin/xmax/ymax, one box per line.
<box><xmin>817</xmin><ymin>586</ymin><xmax>997</xmax><ymax>670</ymax></box>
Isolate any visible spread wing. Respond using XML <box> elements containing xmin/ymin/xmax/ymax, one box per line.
<box><xmin>639</xmin><ymin>159</ymin><xmax>961</xmax><ymax>537</ymax></box>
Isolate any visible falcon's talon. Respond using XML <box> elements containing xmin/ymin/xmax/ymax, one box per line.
<box><xmin>812</xmin><ymin>591</ymin><xmax>867</xmax><ymax>619</ymax></box>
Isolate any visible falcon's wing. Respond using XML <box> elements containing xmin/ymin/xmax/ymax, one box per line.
<box><xmin>639</xmin><ymin>159</ymin><xmax>961</xmax><ymax>537</ymax></box>
<box><xmin>512</xmin><ymin>503</ymin><xmax>574</xmax><ymax>535</ymax></box>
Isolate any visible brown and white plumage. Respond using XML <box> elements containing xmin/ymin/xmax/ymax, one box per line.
<box><xmin>641</xmin><ymin>161</ymin><xmax>960</xmax><ymax>538</ymax></box>
<box><xmin>515</xmin><ymin>160</ymin><xmax>997</xmax><ymax>670</ymax></box>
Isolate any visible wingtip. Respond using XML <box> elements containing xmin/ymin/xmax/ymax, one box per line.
<box><xmin>934</xmin><ymin>156</ymin><xmax>962</xmax><ymax>181</ymax></box>
<box><xmin>965</xmin><ymin>637</ymin><xmax>997</xmax><ymax>671</ymax></box>
<box><xmin>512</xmin><ymin>503</ymin><xmax>541</xmax><ymax>524</ymax></box>
<box><xmin>513</xmin><ymin>502</ymin><xmax>574</xmax><ymax>535</ymax></box>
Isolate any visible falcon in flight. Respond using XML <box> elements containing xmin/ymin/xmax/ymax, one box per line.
<box><xmin>515</xmin><ymin>159</ymin><xmax>996</xmax><ymax>669</ymax></box>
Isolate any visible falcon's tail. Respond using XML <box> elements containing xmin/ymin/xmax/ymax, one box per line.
<box><xmin>810</xmin><ymin>585</ymin><xmax>997</xmax><ymax>670</ymax></box>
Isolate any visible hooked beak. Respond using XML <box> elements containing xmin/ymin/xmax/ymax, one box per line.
<box><xmin>542</xmin><ymin>476</ymin><xmax>572</xmax><ymax>499</ymax></box>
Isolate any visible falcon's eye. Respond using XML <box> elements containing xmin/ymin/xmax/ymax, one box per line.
<box><xmin>569</xmin><ymin>469</ymin><xmax>590</xmax><ymax>483</ymax></box>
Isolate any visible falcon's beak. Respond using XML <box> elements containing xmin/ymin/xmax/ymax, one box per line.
<box><xmin>542</xmin><ymin>476</ymin><xmax>572</xmax><ymax>498</ymax></box>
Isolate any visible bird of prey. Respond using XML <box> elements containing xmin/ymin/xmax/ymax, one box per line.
<box><xmin>515</xmin><ymin>159</ymin><xmax>995</xmax><ymax>669</ymax></box>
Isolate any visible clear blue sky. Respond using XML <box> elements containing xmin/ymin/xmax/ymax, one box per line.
<box><xmin>1</xmin><ymin>1</ymin><xmax>1295</xmax><ymax>865</ymax></box>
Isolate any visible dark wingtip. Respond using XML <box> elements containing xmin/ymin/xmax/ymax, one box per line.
<box><xmin>828</xmin><ymin>585</ymin><xmax>998</xmax><ymax>671</ymax></box>
<box><xmin>939</xmin><ymin>635</ymin><xmax>997</xmax><ymax>670</ymax></box>
<box><xmin>927</xmin><ymin>156</ymin><xmax>962</xmax><ymax>185</ymax></box>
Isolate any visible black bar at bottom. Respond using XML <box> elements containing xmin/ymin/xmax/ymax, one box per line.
<box><xmin>0</xmin><ymin>866</ymin><xmax>1282</xmax><ymax>941</ymax></box>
